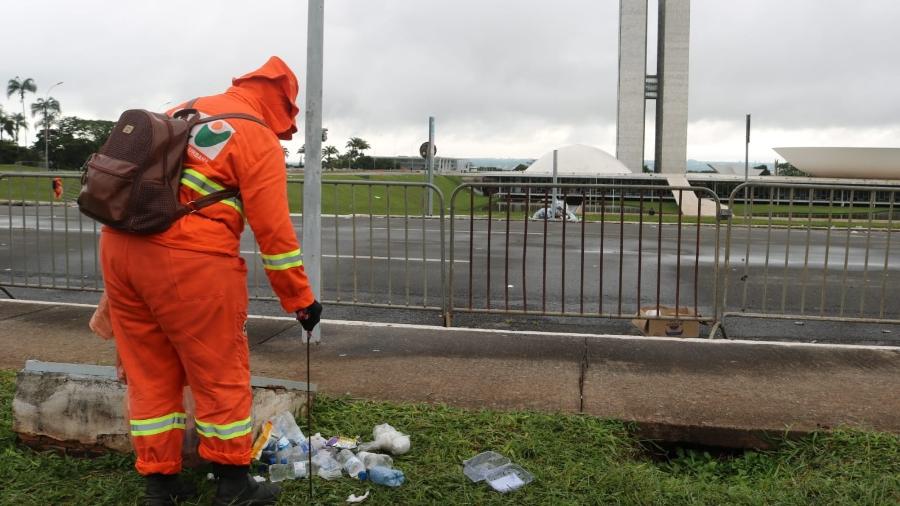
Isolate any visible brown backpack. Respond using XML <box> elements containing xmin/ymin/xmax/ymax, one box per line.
<box><xmin>77</xmin><ymin>101</ymin><xmax>265</xmax><ymax>234</ymax></box>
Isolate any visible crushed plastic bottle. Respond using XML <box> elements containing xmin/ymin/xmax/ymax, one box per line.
<box><xmin>311</xmin><ymin>451</ymin><xmax>343</xmax><ymax>480</ymax></box>
<box><xmin>336</xmin><ymin>449</ymin><xmax>368</xmax><ymax>480</ymax></box>
<box><xmin>270</xmin><ymin>412</ymin><xmax>305</xmax><ymax>445</ymax></box>
<box><xmin>309</xmin><ymin>433</ymin><xmax>328</xmax><ymax>454</ymax></box>
<box><xmin>368</xmin><ymin>466</ymin><xmax>405</xmax><ymax>487</ymax></box>
<box><xmin>269</xmin><ymin>461</ymin><xmax>309</xmax><ymax>482</ymax></box>
<box><xmin>357</xmin><ymin>451</ymin><xmax>394</xmax><ymax>470</ymax></box>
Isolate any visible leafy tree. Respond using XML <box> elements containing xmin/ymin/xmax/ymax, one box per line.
<box><xmin>6</xmin><ymin>76</ymin><xmax>36</xmax><ymax>145</ymax></box>
<box><xmin>322</xmin><ymin>145</ymin><xmax>339</xmax><ymax>169</ymax></box>
<box><xmin>0</xmin><ymin>108</ymin><xmax>14</xmax><ymax>142</ymax></box>
<box><xmin>9</xmin><ymin>113</ymin><xmax>27</xmax><ymax>145</ymax></box>
<box><xmin>345</xmin><ymin>137</ymin><xmax>370</xmax><ymax>159</ymax></box>
<box><xmin>31</xmin><ymin>97</ymin><xmax>61</xmax><ymax>130</ymax></box>
<box><xmin>775</xmin><ymin>162</ymin><xmax>808</xmax><ymax>177</ymax></box>
<box><xmin>29</xmin><ymin>116</ymin><xmax>115</xmax><ymax>170</ymax></box>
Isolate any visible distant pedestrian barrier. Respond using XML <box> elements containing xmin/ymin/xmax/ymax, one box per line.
<box><xmin>3</xmin><ymin>172</ymin><xmax>900</xmax><ymax>335</ymax></box>
<box><xmin>446</xmin><ymin>182</ymin><xmax>723</xmax><ymax>328</ymax></box>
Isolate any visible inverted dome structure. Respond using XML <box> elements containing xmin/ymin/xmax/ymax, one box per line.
<box><xmin>525</xmin><ymin>144</ymin><xmax>634</xmax><ymax>176</ymax></box>
<box><xmin>774</xmin><ymin>147</ymin><xmax>900</xmax><ymax>180</ymax></box>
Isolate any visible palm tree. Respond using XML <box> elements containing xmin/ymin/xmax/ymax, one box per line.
<box><xmin>0</xmin><ymin>115</ymin><xmax>13</xmax><ymax>142</ymax></box>
<box><xmin>0</xmin><ymin>107</ymin><xmax>7</xmax><ymax>142</ymax></box>
<box><xmin>7</xmin><ymin>77</ymin><xmax>37</xmax><ymax>145</ymax></box>
<box><xmin>9</xmin><ymin>113</ymin><xmax>27</xmax><ymax>145</ymax></box>
<box><xmin>322</xmin><ymin>145</ymin><xmax>339</xmax><ymax>169</ymax></box>
<box><xmin>31</xmin><ymin>97</ymin><xmax>61</xmax><ymax>167</ymax></box>
<box><xmin>345</xmin><ymin>137</ymin><xmax>371</xmax><ymax>158</ymax></box>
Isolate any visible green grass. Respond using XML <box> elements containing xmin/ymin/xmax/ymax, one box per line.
<box><xmin>1</xmin><ymin>370</ymin><xmax>898</xmax><ymax>505</ymax></box>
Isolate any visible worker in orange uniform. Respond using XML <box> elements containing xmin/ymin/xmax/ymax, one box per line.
<box><xmin>51</xmin><ymin>177</ymin><xmax>63</xmax><ymax>200</ymax></box>
<box><xmin>100</xmin><ymin>56</ymin><xmax>322</xmax><ymax>506</ymax></box>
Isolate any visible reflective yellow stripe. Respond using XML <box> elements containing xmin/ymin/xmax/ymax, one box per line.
<box><xmin>130</xmin><ymin>412</ymin><xmax>186</xmax><ymax>437</ymax></box>
<box><xmin>195</xmin><ymin>416</ymin><xmax>253</xmax><ymax>440</ymax></box>
<box><xmin>180</xmin><ymin>169</ymin><xmax>244</xmax><ymax>215</ymax></box>
<box><xmin>260</xmin><ymin>248</ymin><xmax>303</xmax><ymax>271</ymax></box>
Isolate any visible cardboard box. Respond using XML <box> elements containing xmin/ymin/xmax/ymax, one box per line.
<box><xmin>631</xmin><ymin>306</ymin><xmax>700</xmax><ymax>338</ymax></box>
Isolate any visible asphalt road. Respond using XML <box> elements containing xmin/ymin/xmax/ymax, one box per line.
<box><xmin>1</xmin><ymin>203</ymin><xmax>898</xmax><ymax>344</ymax></box>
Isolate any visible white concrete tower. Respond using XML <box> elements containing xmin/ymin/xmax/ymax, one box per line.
<box><xmin>615</xmin><ymin>0</ymin><xmax>648</xmax><ymax>173</ymax></box>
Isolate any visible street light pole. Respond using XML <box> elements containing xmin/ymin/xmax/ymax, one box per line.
<box><xmin>44</xmin><ymin>81</ymin><xmax>63</xmax><ymax>169</ymax></box>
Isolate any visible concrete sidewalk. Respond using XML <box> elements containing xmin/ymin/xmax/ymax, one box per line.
<box><xmin>1</xmin><ymin>299</ymin><xmax>897</xmax><ymax>448</ymax></box>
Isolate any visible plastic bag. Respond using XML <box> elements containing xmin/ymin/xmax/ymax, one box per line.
<box><xmin>89</xmin><ymin>292</ymin><xmax>114</xmax><ymax>340</ymax></box>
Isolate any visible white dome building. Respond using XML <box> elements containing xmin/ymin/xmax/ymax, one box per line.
<box><xmin>525</xmin><ymin>144</ymin><xmax>634</xmax><ymax>176</ymax></box>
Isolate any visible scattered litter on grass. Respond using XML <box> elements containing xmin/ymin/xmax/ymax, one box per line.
<box><xmin>346</xmin><ymin>490</ymin><xmax>370</xmax><ymax>503</ymax></box>
<box><xmin>254</xmin><ymin>412</ymin><xmax>409</xmax><ymax>486</ymax></box>
<box><xmin>794</xmin><ymin>321</ymin><xmax>805</xmax><ymax>326</ymax></box>
<box><xmin>464</xmin><ymin>451</ymin><xmax>533</xmax><ymax>493</ymax></box>
<box><xmin>253</xmin><ymin>475</ymin><xmax>266</xmax><ymax>483</ymax></box>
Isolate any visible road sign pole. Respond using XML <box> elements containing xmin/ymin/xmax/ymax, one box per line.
<box><xmin>427</xmin><ymin>116</ymin><xmax>435</xmax><ymax>216</ymax></box>
<box><xmin>304</xmin><ymin>0</ymin><xmax>324</xmax><ymax>342</ymax></box>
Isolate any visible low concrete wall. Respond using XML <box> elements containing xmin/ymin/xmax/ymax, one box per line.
<box><xmin>12</xmin><ymin>360</ymin><xmax>315</xmax><ymax>456</ymax></box>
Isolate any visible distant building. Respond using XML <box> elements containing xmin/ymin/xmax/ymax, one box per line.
<box><xmin>370</xmin><ymin>155</ymin><xmax>472</xmax><ymax>173</ymax></box>
<box><xmin>775</xmin><ymin>147</ymin><xmax>900</xmax><ymax>180</ymax></box>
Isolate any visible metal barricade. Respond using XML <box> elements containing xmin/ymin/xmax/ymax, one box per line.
<box><xmin>0</xmin><ymin>174</ymin><xmax>448</xmax><ymax>319</ymax></box>
<box><xmin>243</xmin><ymin>179</ymin><xmax>447</xmax><ymax>317</ymax></box>
<box><xmin>722</xmin><ymin>182</ymin><xmax>900</xmax><ymax>326</ymax></box>
<box><xmin>0</xmin><ymin>172</ymin><xmax>102</xmax><ymax>293</ymax></box>
<box><xmin>447</xmin><ymin>182</ymin><xmax>723</xmax><ymax>327</ymax></box>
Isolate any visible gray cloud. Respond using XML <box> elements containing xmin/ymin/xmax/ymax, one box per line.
<box><xmin>2</xmin><ymin>0</ymin><xmax>898</xmax><ymax>161</ymax></box>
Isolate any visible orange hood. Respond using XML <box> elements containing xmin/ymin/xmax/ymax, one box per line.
<box><xmin>229</xmin><ymin>56</ymin><xmax>300</xmax><ymax>140</ymax></box>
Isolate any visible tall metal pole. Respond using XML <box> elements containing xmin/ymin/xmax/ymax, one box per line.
<box><xmin>304</xmin><ymin>0</ymin><xmax>324</xmax><ymax>343</ymax></box>
<box><xmin>426</xmin><ymin>116</ymin><xmax>435</xmax><ymax>216</ymax></box>
<box><xmin>744</xmin><ymin>113</ymin><xmax>751</xmax><ymax>182</ymax></box>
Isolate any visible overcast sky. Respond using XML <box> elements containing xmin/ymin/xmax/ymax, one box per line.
<box><xmin>3</xmin><ymin>0</ymin><xmax>899</xmax><ymax>162</ymax></box>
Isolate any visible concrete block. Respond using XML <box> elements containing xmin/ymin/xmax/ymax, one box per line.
<box><xmin>12</xmin><ymin>360</ymin><xmax>315</xmax><ymax>455</ymax></box>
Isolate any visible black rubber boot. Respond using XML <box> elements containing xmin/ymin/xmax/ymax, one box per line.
<box><xmin>212</xmin><ymin>464</ymin><xmax>281</xmax><ymax>506</ymax></box>
<box><xmin>143</xmin><ymin>473</ymin><xmax>198</xmax><ymax>506</ymax></box>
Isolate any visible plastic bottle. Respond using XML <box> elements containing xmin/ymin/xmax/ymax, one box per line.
<box><xmin>283</xmin><ymin>445</ymin><xmax>308</xmax><ymax>464</ymax></box>
<box><xmin>269</xmin><ymin>461</ymin><xmax>308</xmax><ymax>482</ymax></box>
<box><xmin>368</xmin><ymin>466</ymin><xmax>405</xmax><ymax>487</ymax></box>
<box><xmin>271</xmin><ymin>412</ymin><xmax>305</xmax><ymax>445</ymax></box>
<box><xmin>336</xmin><ymin>449</ymin><xmax>368</xmax><ymax>480</ymax></box>
<box><xmin>357</xmin><ymin>451</ymin><xmax>394</xmax><ymax>470</ymax></box>
<box><xmin>311</xmin><ymin>452</ymin><xmax>343</xmax><ymax>480</ymax></box>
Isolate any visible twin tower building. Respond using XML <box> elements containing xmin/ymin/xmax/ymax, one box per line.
<box><xmin>616</xmin><ymin>0</ymin><xmax>690</xmax><ymax>174</ymax></box>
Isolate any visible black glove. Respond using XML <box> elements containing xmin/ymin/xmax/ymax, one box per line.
<box><xmin>296</xmin><ymin>300</ymin><xmax>322</xmax><ymax>332</ymax></box>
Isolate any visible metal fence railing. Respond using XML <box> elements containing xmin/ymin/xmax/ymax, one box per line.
<box><xmin>0</xmin><ymin>173</ymin><xmax>448</xmax><ymax>317</ymax></box>
<box><xmin>4</xmin><ymin>172</ymin><xmax>900</xmax><ymax>336</ymax></box>
<box><xmin>446</xmin><ymin>182</ymin><xmax>723</xmax><ymax>327</ymax></box>
<box><xmin>0</xmin><ymin>172</ymin><xmax>102</xmax><ymax>292</ymax></box>
<box><xmin>722</xmin><ymin>182</ymin><xmax>900</xmax><ymax>326</ymax></box>
<box><xmin>244</xmin><ymin>180</ymin><xmax>447</xmax><ymax>318</ymax></box>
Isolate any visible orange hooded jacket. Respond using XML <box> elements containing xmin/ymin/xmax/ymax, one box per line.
<box><xmin>148</xmin><ymin>56</ymin><xmax>313</xmax><ymax>312</ymax></box>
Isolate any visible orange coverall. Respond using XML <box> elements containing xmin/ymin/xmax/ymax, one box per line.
<box><xmin>100</xmin><ymin>56</ymin><xmax>314</xmax><ymax>475</ymax></box>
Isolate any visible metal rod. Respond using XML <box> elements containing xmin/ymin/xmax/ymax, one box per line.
<box><xmin>334</xmin><ymin>184</ymin><xmax>340</xmax><ymax>302</ymax></box>
<box><xmin>838</xmin><ymin>190</ymin><xmax>855</xmax><ymax>317</ymax></box>
<box><xmin>561</xmin><ymin>189</ymin><xmax>567</xmax><ymax>313</ymax></box>
<box><xmin>523</xmin><ymin>187</ymin><xmax>529</xmax><ymax>312</ymax></box>
<box><xmin>761</xmin><ymin>186</ymin><xmax>775</xmax><ymax>312</ymax></box>
<box><xmin>542</xmin><ymin>189</ymin><xmax>548</xmax><ymax>313</ymax></box>
<box><xmin>386</xmin><ymin>186</ymin><xmax>392</xmax><ymax>305</ymax></box>
<box><xmin>635</xmin><ymin>191</ymin><xmax>644</xmax><ymax>315</ymax></box>
<box><xmin>369</xmin><ymin>187</ymin><xmax>374</xmax><ymax>303</ymax></box>
<box><xmin>580</xmin><ymin>191</ymin><xmax>587</xmax><ymax>314</ymax></box>
<box><xmin>859</xmin><ymin>191</ymin><xmax>876</xmax><ymax>317</ymax></box>
<box><xmin>486</xmin><ymin>192</ymin><xmax>492</xmax><ymax>310</ymax></box>
<box><xmin>675</xmin><ymin>189</ymin><xmax>683</xmax><ymax>313</ymax></box>
<box><xmin>820</xmin><ymin>189</ymin><xmax>835</xmax><ymax>316</ymax></box>
<box><xmin>404</xmin><ymin>186</ymin><xmax>410</xmax><ymax>306</ymax></box>
<box><xmin>655</xmin><ymin>192</ymin><xmax>663</xmax><ymax>314</ymax></box>
<box><xmin>780</xmin><ymin>187</ymin><xmax>795</xmax><ymax>313</ymax></box>
<box><xmin>351</xmin><ymin>184</ymin><xmax>358</xmax><ymax>302</ymax></box>
<box><xmin>468</xmin><ymin>189</ymin><xmax>474</xmax><ymax>310</ymax></box>
<box><xmin>504</xmin><ymin>191</ymin><xmax>510</xmax><ymax>312</ymax></box>
<box><xmin>799</xmin><ymin>194</ymin><xmax>813</xmax><ymax>313</ymax></box>
<box><xmin>599</xmin><ymin>192</ymin><xmax>606</xmax><ymax>314</ymax></box>
<box><xmin>617</xmin><ymin>192</ymin><xmax>624</xmax><ymax>316</ymax></box>
<box><xmin>879</xmin><ymin>192</ymin><xmax>895</xmax><ymax>318</ymax></box>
